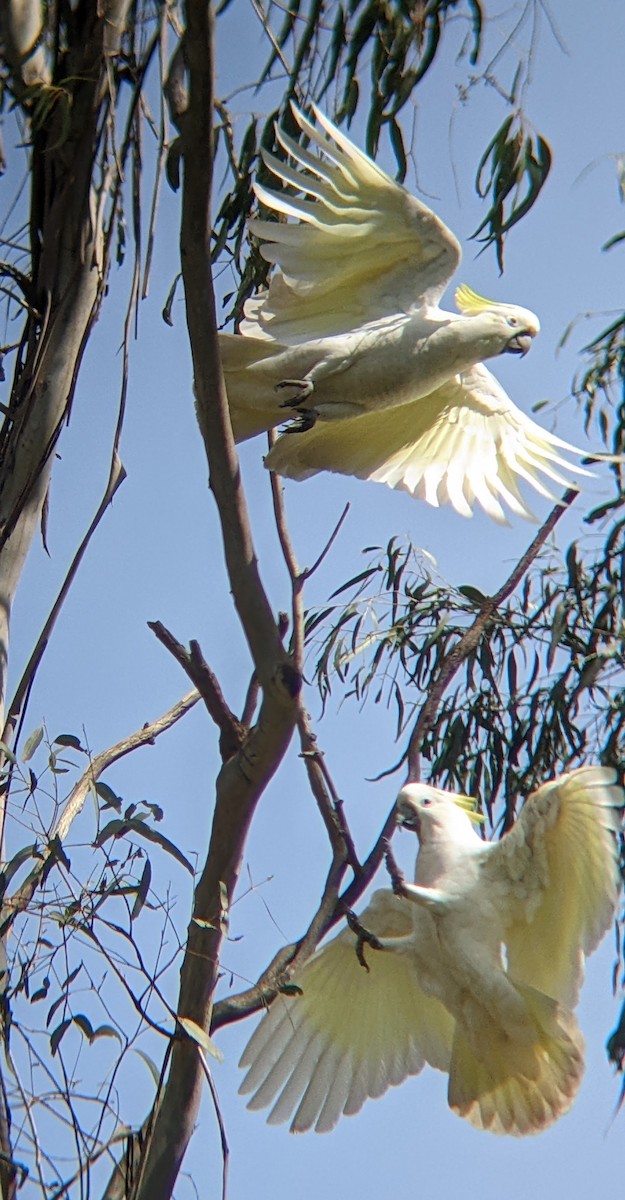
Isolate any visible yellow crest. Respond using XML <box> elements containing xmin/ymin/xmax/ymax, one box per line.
<box><xmin>453</xmin><ymin>793</ymin><xmax>486</xmax><ymax>825</ymax></box>
<box><xmin>455</xmin><ymin>283</ymin><xmax>498</xmax><ymax>315</ymax></box>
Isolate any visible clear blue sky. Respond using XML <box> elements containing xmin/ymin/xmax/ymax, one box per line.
<box><xmin>6</xmin><ymin>2</ymin><xmax>625</xmax><ymax>1196</ymax></box>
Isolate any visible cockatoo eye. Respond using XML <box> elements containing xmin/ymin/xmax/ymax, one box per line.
<box><xmin>421</xmin><ymin>797</ymin><xmax>432</xmax><ymax>807</ymax></box>
<box><xmin>508</xmin><ymin>316</ymin><xmax>519</xmax><ymax>328</ymax></box>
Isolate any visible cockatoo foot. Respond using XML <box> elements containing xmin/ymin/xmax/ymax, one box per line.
<box><xmin>343</xmin><ymin>906</ymin><xmax>385</xmax><ymax>972</ymax></box>
<box><xmin>276</xmin><ymin>377</ymin><xmax>315</xmax><ymax>405</ymax></box>
<box><xmin>281</xmin><ymin>408</ymin><xmax>318</xmax><ymax>434</ymax></box>
<box><xmin>277</xmin><ymin>378</ymin><xmax>318</xmax><ymax>432</ymax></box>
<box><xmin>281</xmin><ymin>412</ymin><xmax>319</xmax><ymax>436</ymax></box>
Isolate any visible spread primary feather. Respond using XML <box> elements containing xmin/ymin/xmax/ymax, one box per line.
<box><xmin>220</xmin><ymin>105</ymin><xmax>611</xmax><ymax>522</ymax></box>
<box><xmin>239</xmin><ymin>767</ymin><xmax>623</xmax><ymax>1135</ymax></box>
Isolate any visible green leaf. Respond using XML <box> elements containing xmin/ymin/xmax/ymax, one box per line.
<box><xmin>128</xmin><ymin>821</ymin><xmax>193</xmax><ymax>874</ymax></box>
<box><xmin>457</xmin><ymin>585</ymin><xmax>488</xmax><ymax>607</ymax></box>
<box><xmin>329</xmin><ymin>569</ymin><xmax>378</xmax><ymax>600</ymax></box>
<box><xmin>60</xmin><ymin>964</ymin><xmax>83</xmax><ymax>992</ymax></box>
<box><xmin>0</xmin><ymin>842</ymin><xmax>39</xmax><ymax>897</ymax></box>
<box><xmin>131</xmin><ymin>859</ymin><xmax>152</xmax><ymax>920</ymax></box>
<box><xmin>22</xmin><ymin>726</ymin><xmax>44</xmax><ymax>762</ymax></box>
<box><xmin>91</xmin><ymin>1024</ymin><xmax>121</xmax><ymax>1042</ymax></box>
<box><xmin>53</xmin><ymin>733</ymin><xmax>84</xmax><ymax>751</ymax></box>
<box><xmin>73</xmin><ymin>1013</ymin><xmax>94</xmax><ymax>1042</ymax></box>
<box><xmin>30</xmin><ymin>976</ymin><xmax>50</xmax><ymax>1003</ymax></box>
<box><xmin>48</xmin><ymin>750</ymin><xmax>69</xmax><ymax>774</ymax></box>
<box><xmin>165</xmin><ymin>136</ymin><xmax>182</xmax><ymax>191</ymax></box>
<box><xmin>95</xmin><ymin>819</ymin><xmax>129</xmax><ymax>847</ymax></box>
<box><xmin>96</xmin><ymin>782</ymin><xmax>122</xmax><ymax>811</ymax></box>
<box><xmin>162</xmin><ymin>272</ymin><xmax>181</xmax><ymax>327</ymax></box>
<box><xmin>602</xmin><ymin>230</ymin><xmax>625</xmax><ymax>252</ymax></box>
<box><xmin>388</xmin><ymin>116</ymin><xmax>407</xmax><ymax>182</ymax></box>
<box><xmin>95</xmin><ymin>816</ymin><xmax>193</xmax><ymax>874</ymax></box>
<box><xmin>178</xmin><ymin>1016</ymin><xmax>224</xmax><ymax>1062</ymax></box>
<box><xmin>45</xmin><ymin>836</ymin><xmax>71</xmax><ymax>873</ymax></box>
<box><xmin>50</xmin><ymin>1018</ymin><xmax>72</xmax><ymax>1056</ymax></box>
<box><xmin>132</xmin><ymin>1048</ymin><xmax>161</xmax><ymax>1087</ymax></box>
<box><xmin>547</xmin><ymin>601</ymin><xmax>568</xmax><ymax>670</ymax></box>
<box><xmin>0</xmin><ymin>742</ymin><xmax>17</xmax><ymax>766</ymax></box>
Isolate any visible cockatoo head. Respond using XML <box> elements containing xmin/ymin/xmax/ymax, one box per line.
<box><xmin>454</xmin><ymin>283</ymin><xmax>539</xmax><ymax>358</ymax></box>
<box><xmin>396</xmin><ymin>783</ymin><xmax>485</xmax><ymax>842</ymax></box>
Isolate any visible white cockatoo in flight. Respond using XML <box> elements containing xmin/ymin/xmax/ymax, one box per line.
<box><xmin>220</xmin><ymin>105</ymin><xmax>602</xmax><ymax>522</ymax></box>
<box><xmin>239</xmin><ymin>766</ymin><xmax>623</xmax><ymax>1135</ymax></box>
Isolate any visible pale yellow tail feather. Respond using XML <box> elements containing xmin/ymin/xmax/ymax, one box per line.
<box><xmin>448</xmin><ymin>983</ymin><xmax>584</xmax><ymax>1135</ymax></box>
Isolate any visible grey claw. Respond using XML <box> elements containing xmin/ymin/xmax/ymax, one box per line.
<box><xmin>281</xmin><ymin>408</ymin><xmax>318</xmax><ymax>434</ymax></box>
<box><xmin>343</xmin><ymin>906</ymin><xmax>384</xmax><ymax>972</ymax></box>
<box><xmin>276</xmin><ymin>378</ymin><xmax>314</xmax><ymax>405</ymax></box>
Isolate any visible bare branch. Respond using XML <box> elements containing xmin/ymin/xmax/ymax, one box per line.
<box><xmin>149</xmin><ymin>620</ymin><xmax>245</xmax><ymax>759</ymax></box>
<box><xmin>212</xmin><ymin>849</ymin><xmax>350</xmax><ymax>1029</ymax></box>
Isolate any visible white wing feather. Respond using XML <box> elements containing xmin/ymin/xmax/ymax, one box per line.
<box><xmin>243</xmin><ymin>104</ymin><xmax>461</xmax><ymax>343</ymax></box>
<box><xmin>239</xmin><ymin>890</ymin><xmax>454</xmax><ymax>1133</ymax></box>
<box><xmin>265</xmin><ymin>364</ymin><xmax>592</xmax><ymax>522</ymax></box>
<box><xmin>484</xmin><ymin>765</ymin><xmax>622</xmax><ymax>1005</ymax></box>
<box><xmin>239</xmin><ymin>770</ymin><xmax>622</xmax><ymax>1136</ymax></box>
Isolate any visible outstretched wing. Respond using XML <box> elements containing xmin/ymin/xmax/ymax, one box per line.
<box><xmin>265</xmin><ymin>363</ymin><xmax>590</xmax><ymax>522</ymax></box>
<box><xmin>484</xmin><ymin>766</ymin><xmax>622</xmax><ymax>1005</ymax></box>
<box><xmin>243</xmin><ymin>105</ymin><xmax>461</xmax><ymax>344</ymax></box>
<box><xmin>239</xmin><ymin>889</ymin><xmax>454</xmax><ymax>1133</ymax></box>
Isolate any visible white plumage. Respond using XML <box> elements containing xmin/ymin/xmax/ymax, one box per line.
<box><xmin>239</xmin><ymin>767</ymin><xmax>622</xmax><ymax>1135</ymax></box>
<box><xmin>221</xmin><ymin>106</ymin><xmax>601</xmax><ymax>522</ymax></box>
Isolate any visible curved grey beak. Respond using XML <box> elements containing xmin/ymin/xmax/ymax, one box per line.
<box><xmin>506</xmin><ymin>331</ymin><xmax>534</xmax><ymax>356</ymax></box>
<box><xmin>396</xmin><ymin>798</ymin><xmax>420</xmax><ymax>833</ymax></box>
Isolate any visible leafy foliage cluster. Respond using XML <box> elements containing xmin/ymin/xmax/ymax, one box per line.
<box><xmin>0</xmin><ymin>728</ymin><xmax>192</xmax><ymax>1196</ymax></box>
<box><xmin>211</xmin><ymin>0</ymin><xmax>554</xmax><ymax>318</ymax></box>
<box><xmin>308</xmin><ymin>523</ymin><xmax>625</xmax><ymax>828</ymax></box>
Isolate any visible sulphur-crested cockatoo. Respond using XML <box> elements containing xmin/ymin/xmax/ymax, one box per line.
<box><xmin>239</xmin><ymin>766</ymin><xmax>622</xmax><ymax>1135</ymax></box>
<box><xmin>220</xmin><ymin>105</ymin><xmax>600</xmax><ymax>522</ymax></box>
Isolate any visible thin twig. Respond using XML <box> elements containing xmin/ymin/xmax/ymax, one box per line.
<box><xmin>268</xmin><ymin>462</ymin><xmax>306</xmax><ymax>671</ymax></box>
<box><xmin>0</xmin><ymin>690</ymin><xmax>199</xmax><ymax>937</ymax></box>
<box><xmin>300</xmin><ymin>502</ymin><xmax>350</xmax><ymax>582</ymax></box>
<box><xmin>296</xmin><ymin>709</ymin><xmax>361</xmax><ymax>874</ymax></box>
<box><xmin>269</xmin><ymin>451</ymin><xmax>362</xmax><ymax>873</ymax></box>
<box><xmin>406</xmin><ymin>488</ymin><xmax>579</xmax><ymax>778</ymax></box>
<box><xmin>148</xmin><ymin>621</ymin><xmax>244</xmax><ymax>759</ymax></box>
<box><xmin>240</xmin><ymin>672</ymin><xmax>259</xmax><ymax>726</ymax></box>
<box><xmin>46</xmin><ymin>1126</ymin><xmax>133</xmax><ymax>1200</ymax></box>
<box><xmin>2</xmin><ymin>455</ymin><xmax>126</xmax><ymax>750</ymax></box>
<box><xmin>212</xmin><ymin>850</ymin><xmax>348</xmax><ymax>1029</ymax></box>
<box><xmin>268</xmin><ymin>432</ymin><xmax>349</xmax><ymax>665</ymax></box>
<box><xmin>249</xmin><ymin>0</ymin><xmax>293</xmax><ymax>76</ymax></box>
<box><xmin>197</xmin><ymin>1049</ymin><xmax>229</xmax><ymax>1200</ymax></box>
